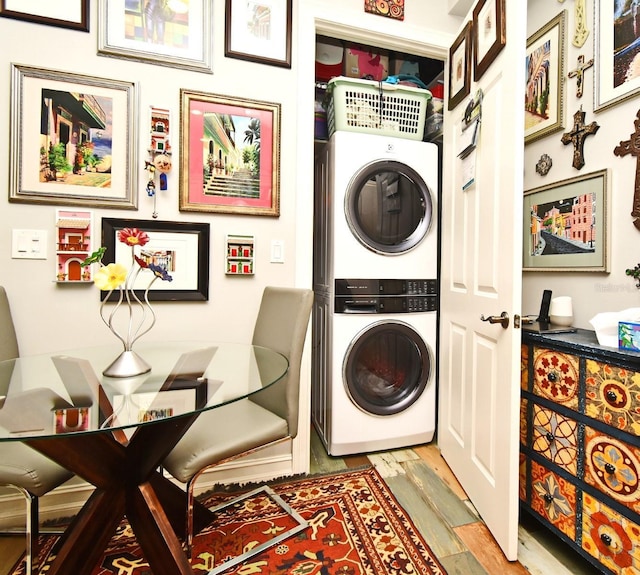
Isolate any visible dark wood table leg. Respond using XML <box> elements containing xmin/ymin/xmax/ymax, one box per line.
<box><xmin>25</xmin><ymin>412</ymin><xmax>214</xmax><ymax>575</ymax></box>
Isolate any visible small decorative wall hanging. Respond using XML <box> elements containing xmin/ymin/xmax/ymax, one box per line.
<box><xmin>567</xmin><ymin>54</ymin><xmax>593</xmax><ymax>99</ymax></box>
<box><xmin>572</xmin><ymin>0</ymin><xmax>589</xmax><ymax>47</ymax></box>
<box><xmin>55</xmin><ymin>209</ymin><xmax>93</xmax><ymax>283</ymax></box>
<box><xmin>364</xmin><ymin>0</ymin><xmax>404</xmax><ymax>21</ymax></box>
<box><xmin>145</xmin><ymin>107</ymin><xmax>172</xmax><ymax>219</ymax></box>
<box><xmin>613</xmin><ymin>109</ymin><xmax>640</xmax><ymax>231</ymax></box>
<box><xmin>226</xmin><ymin>235</ymin><xmax>255</xmax><ymax>275</ymax></box>
<box><xmin>472</xmin><ymin>0</ymin><xmax>506</xmax><ymax>81</ymax></box>
<box><xmin>536</xmin><ymin>154</ymin><xmax>553</xmax><ymax>176</ymax></box>
<box><xmin>561</xmin><ymin>107</ymin><xmax>599</xmax><ymax>170</ymax></box>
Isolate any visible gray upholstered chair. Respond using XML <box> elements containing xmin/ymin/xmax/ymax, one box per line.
<box><xmin>0</xmin><ymin>286</ymin><xmax>74</xmax><ymax>575</ymax></box>
<box><xmin>163</xmin><ymin>286</ymin><xmax>313</xmax><ymax>569</ymax></box>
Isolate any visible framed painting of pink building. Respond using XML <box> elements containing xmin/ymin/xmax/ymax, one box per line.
<box><xmin>523</xmin><ymin>169</ymin><xmax>609</xmax><ymax>272</ymax></box>
<box><xmin>179</xmin><ymin>89</ymin><xmax>281</xmax><ymax>216</ymax></box>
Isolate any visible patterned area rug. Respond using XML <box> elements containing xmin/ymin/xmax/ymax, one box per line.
<box><xmin>12</xmin><ymin>466</ymin><xmax>446</xmax><ymax>575</ymax></box>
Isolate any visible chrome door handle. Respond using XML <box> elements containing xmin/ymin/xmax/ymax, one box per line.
<box><xmin>480</xmin><ymin>312</ymin><xmax>509</xmax><ymax>329</ymax></box>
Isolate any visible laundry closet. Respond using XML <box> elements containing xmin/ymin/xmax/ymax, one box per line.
<box><xmin>310</xmin><ymin>37</ymin><xmax>445</xmax><ymax>456</ymax></box>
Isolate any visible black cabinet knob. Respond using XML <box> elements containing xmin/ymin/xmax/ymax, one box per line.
<box><xmin>547</xmin><ymin>372</ymin><xmax>557</xmax><ymax>382</ymax></box>
<box><xmin>600</xmin><ymin>533</ymin><xmax>612</xmax><ymax>546</ymax></box>
<box><xmin>543</xmin><ymin>493</ymin><xmax>554</xmax><ymax>503</ymax></box>
<box><xmin>605</xmin><ymin>390</ymin><xmax>617</xmax><ymax>402</ymax></box>
<box><xmin>545</xmin><ymin>432</ymin><xmax>555</xmax><ymax>443</ymax></box>
<box><xmin>604</xmin><ymin>463</ymin><xmax>616</xmax><ymax>474</ymax></box>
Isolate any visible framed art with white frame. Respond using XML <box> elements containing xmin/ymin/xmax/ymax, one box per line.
<box><xmin>594</xmin><ymin>0</ymin><xmax>640</xmax><ymax>112</ymax></box>
<box><xmin>525</xmin><ymin>11</ymin><xmax>566</xmax><ymax>144</ymax></box>
<box><xmin>523</xmin><ymin>169</ymin><xmax>609</xmax><ymax>272</ymax></box>
<box><xmin>98</xmin><ymin>0</ymin><xmax>213</xmax><ymax>73</ymax></box>
<box><xmin>8</xmin><ymin>64</ymin><xmax>138</xmax><ymax>209</ymax></box>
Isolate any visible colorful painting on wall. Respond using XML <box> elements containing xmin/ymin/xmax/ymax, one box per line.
<box><xmin>364</xmin><ymin>0</ymin><xmax>404</xmax><ymax>21</ymax></box>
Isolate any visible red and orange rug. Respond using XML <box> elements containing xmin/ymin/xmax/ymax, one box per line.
<box><xmin>12</xmin><ymin>466</ymin><xmax>446</xmax><ymax>574</ymax></box>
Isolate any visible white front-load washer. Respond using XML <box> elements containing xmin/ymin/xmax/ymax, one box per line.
<box><xmin>311</xmin><ymin>279</ymin><xmax>437</xmax><ymax>456</ymax></box>
<box><xmin>318</xmin><ymin>131</ymin><xmax>438</xmax><ymax>285</ymax></box>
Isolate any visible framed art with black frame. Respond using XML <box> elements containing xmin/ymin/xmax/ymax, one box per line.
<box><xmin>0</xmin><ymin>0</ymin><xmax>89</xmax><ymax>31</ymax></box>
<box><xmin>225</xmin><ymin>0</ymin><xmax>292</xmax><ymax>68</ymax></box>
<box><xmin>101</xmin><ymin>218</ymin><xmax>210</xmax><ymax>301</ymax></box>
<box><xmin>472</xmin><ymin>0</ymin><xmax>506</xmax><ymax>81</ymax></box>
<box><xmin>449</xmin><ymin>21</ymin><xmax>472</xmax><ymax>111</ymax></box>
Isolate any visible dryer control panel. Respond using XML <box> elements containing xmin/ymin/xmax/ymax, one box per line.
<box><xmin>334</xmin><ymin>279</ymin><xmax>438</xmax><ymax>314</ymax></box>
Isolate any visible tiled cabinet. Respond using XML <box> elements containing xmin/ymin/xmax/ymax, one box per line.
<box><xmin>521</xmin><ymin>329</ymin><xmax>640</xmax><ymax>574</ymax></box>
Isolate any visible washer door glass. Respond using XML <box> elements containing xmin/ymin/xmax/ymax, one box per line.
<box><xmin>344</xmin><ymin>321</ymin><xmax>431</xmax><ymax>416</ymax></box>
<box><xmin>346</xmin><ymin>160</ymin><xmax>433</xmax><ymax>255</ymax></box>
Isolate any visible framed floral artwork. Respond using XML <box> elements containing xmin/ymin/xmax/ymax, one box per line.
<box><xmin>179</xmin><ymin>89</ymin><xmax>281</xmax><ymax>216</ymax></box>
<box><xmin>225</xmin><ymin>0</ymin><xmax>292</xmax><ymax>68</ymax></box>
<box><xmin>472</xmin><ymin>0</ymin><xmax>506</xmax><ymax>80</ymax></box>
<box><xmin>524</xmin><ymin>11</ymin><xmax>566</xmax><ymax>145</ymax></box>
<box><xmin>0</xmin><ymin>0</ymin><xmax>89</xmax><ymax>31</ymax></box>
<box><xmin>98</xmin><ymin>0</ymin><xmax>213</xmax><ymax>73</ymax></box>
<box><xmin>8</xmin><ymin>64</ymin><xmax>138</xmax><ymax>209</ymax></box>
<box><xmin>449</xmin><ymin>21</ymin><xmax>472</xmax><ymax>111</ymax></box>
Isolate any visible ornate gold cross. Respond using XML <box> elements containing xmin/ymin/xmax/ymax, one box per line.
<box><xmin>613</xmin><ymin>109</ymin><xmax>640</xmax><ymax>231</ymax></box>
<box><xmin>558</xmin><ymin>0</ymin><xmax>589</xmax><ymax>47</ymax></box>
<box><xmin>561</xmin><ymin>107</ymin><xmax>599</xmax><ymax>170</ymax></box>
<box><xmin>568</xmin><ymin>54</ymin><xmax>593</xmax><ymax>98</ymax></box>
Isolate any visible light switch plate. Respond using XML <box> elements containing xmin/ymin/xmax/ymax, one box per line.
<box><xmin>12</xmin><ymin>229</ymin><xmax>47</xmax><ymax>259</ymax></box>
<box><xmin>270</xmin><ymin>240</ymin><xmax>285</xmax><ymax>263</ymax></box>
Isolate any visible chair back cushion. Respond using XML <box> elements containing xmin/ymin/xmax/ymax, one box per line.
<box><xmin>250</xmin><ymin>287</ymin><xmax>313</xmax><ymax>438</ymax></box>
<box><xmin>0</xmin><ymin>286</ymin><xmax>19</xmax><ymax>361</ymax></box>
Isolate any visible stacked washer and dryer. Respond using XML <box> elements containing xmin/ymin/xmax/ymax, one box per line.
<box><xmin>312</xmin><ymin>130</ymin><xmax>439</xmax><ymax>456</ymax></box>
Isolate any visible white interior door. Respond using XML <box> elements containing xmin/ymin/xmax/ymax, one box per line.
<box><xmin>438</xmin><ymin>0</ymin><xmax>526</xmax><ymax>560</ymax></box>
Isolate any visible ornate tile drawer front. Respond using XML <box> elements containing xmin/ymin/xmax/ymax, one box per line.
<box><xmin>530</xmin><ymin>460</ymin><xmax>577</xmax><ymax>541</ymax></box>
<box><xmin>532</xmin><ymin>347</ymin><xmax>579</xmax><ymax>411</ymax></box>
<box><xmin>522</xmin><ymin>329</ymin><xmax>640</xmax><ymax>574</ymax></box>
<box><xmin>584</xmin><ymin>426</ymin><xmax>640</xmax><ymax>514</ymax></box>
<box><xmin>531</xmin><ymin>403</ymin><xmax>578</xmax><ymax>475</ymax></box>
<box><xmin>582</xmin><ymin>492</ymin><xmax>640</xmax><ymax>574</ymax></box>
<box><xmin>585</xmin><ymin>359</ymin><xmax>640</xmax><ymax>436</ymax></box>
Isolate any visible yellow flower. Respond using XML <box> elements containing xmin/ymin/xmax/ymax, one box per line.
<box><xmin>94</xmin><ymin>263</ymin><xmax>127</xmax><ymax>291</ymax></box>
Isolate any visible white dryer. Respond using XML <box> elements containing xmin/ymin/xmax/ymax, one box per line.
<box><xmin>312</xmin><ymin>279</ymin><xmax>437</xmax><ymax>456</ymax></box>
<box><xmin>315</xmin><ymin>131</ymin><xmax>438</xmax><ymax>288</ymax></box>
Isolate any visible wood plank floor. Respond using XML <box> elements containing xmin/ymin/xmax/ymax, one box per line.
<box><xmin>0</xmin><ymin>428</ymin><xmax>603</xmax><ymax>574</ymax></box>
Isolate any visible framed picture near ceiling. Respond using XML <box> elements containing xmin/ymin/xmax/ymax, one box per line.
<box><xmin>101</xmin><ymin>218</ymin><xmax>210</xmax><ymax>301</ymax></box>
<box><xmin>0</xmin><ymin>0</ymin><xmax>89</xmax><ymax>31</ymax></box>
<box><xmin>179</xmin><ymin>89</ymin><xmax>281</xmax><ymax>217</ymax></box>
<box><xmin>594</xmin><ymin>0</ymin><xmax>640</xmax><ymax>111</ymax></box>
<box><xmin>225</xmin><ymin>0</ymin><xmax>292</xmax><ymax>68</ymax></box>
<box><xmin>448</xmin><ymin>21</ymin><xmax>472</xmax><ymax>110</ymax></box>
<box><xmin>472</xmin><ymin>0</ymin><xmax>506</xmax><ymax>80</ymax></box>
<box><xmin>524</xmin><ymin>11</ymin><xmax>566</xmax><ymax>144</ymax></box>
<box><xmin>523</xmin><ymin>169</ymin><xmax>609</xmax><ymax>272</ymax></box>
<box><xmin>8</xmin><ymin>64</ymin><xmax>138</xmax><ymax>209</ymax></box>
<box><xmin>97</xmin><ymin>0</ymin><xmax>213</xmax><ymax>73</ymax></box>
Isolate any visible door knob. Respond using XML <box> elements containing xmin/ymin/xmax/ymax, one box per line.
<box><xmin>480</xmin><ymin>312</ymin><xmax>510</xmax><ymax>329</ymax></box>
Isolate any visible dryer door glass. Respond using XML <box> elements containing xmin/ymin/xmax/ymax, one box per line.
<box><xmin>343</xmin><ymin>321</ymin><xmax>431</xmax><ymax>416</ymax></box>
<box><xmin>346</xmin><ymin>160</ymin><xmax>434</xmax><ymax>255</ymax></box>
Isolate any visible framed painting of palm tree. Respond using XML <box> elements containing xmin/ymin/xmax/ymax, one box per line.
<box><xmin>179</xmin><ymin>90</ymin><xmax>281</xmax><ymax>216</ymax></box>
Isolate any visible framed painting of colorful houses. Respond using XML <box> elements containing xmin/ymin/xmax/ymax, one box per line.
<box><xmin>523</xmin><ymin>169</ymin><xmax>609</xmax><ymax>272</ymax></box>
<box><xmin>98</xmin><ymin>0</ymin><xmax>213</xmax><ymax>74</ymax></box>
<box><xmin>8</xmin><ymin>64</ymin><xmax>138</xmax><ymax>209</ymax></box>
<box><xmin>179</xmin><ymin>89</ymin><xmax>281</xmax><ymax>217</ymax></box>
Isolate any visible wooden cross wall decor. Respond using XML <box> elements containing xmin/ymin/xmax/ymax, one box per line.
<box><xmin>568</xmin><ymin>54</ymin><xmax>593</xmax><ymax>98</ymax></box>
<box><xmin>561</xmin><ymin>107</ymin><xmax>600</xmax><ymax>170</ymax></box>
<box><xmin>613</xmin><ymin>109</ymin><xmax>640</xmax><ymax>231</ymax></box>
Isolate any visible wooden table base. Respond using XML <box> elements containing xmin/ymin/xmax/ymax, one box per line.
<box><xmin>26</xmin><ymin>412</ymin><xmax>212</xmax><ymax>575</ymax></box>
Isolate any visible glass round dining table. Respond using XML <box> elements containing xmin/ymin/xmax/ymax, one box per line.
<box><xmin>0</xmin><ymin>341</ymin><xmax>288</xmax><ymax>575</ymax></box>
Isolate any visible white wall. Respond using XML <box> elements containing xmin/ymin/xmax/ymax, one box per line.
<box><xmin>523</xmin><ymin>0</ymin><xmax>640</xmax><ymax>328</ymax></box>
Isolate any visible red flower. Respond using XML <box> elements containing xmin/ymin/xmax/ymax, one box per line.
<box><xmin>118</xmin><ymin>228</ymin><xmax>150</xmax><ymax>247</ymax></box>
